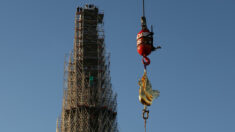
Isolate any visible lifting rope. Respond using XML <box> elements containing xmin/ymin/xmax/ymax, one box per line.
<box><xmin>142</xmin><ymin>105</ymin><xmax>149</xmax><ymax>132</ymax></box>
<box><xmin>142</xmin><ymin>1</ymin><xmax>149</xmax><ymax>131</ymax></box>
<box><xmin>142</xmin><ymin>0</ymin><xmax>145</xmax><ymax>17</ymax></box>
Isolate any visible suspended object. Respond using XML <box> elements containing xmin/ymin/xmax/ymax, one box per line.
<box><xmin>138</xmin><ymin>70</ymin><xmax>160</xmax><ymax>106</ymax></box>
<box><xmin>136</xmin><ymin>0</ymin><xmax>162</xmax><ymax>132</ymax></box>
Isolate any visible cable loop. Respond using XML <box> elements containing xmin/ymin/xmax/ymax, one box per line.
<box><xmin>142</xmin><ymin>109</ymin><xmax>149</xmax><ymax>120</ymax></box>
<box><xmin>142</xmin><ymin>107</ymin><xmax>149</xmax><ymax>132</ymax></box>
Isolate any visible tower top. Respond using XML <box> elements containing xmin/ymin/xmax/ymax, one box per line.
<box><xmin>77</xmin><ymin>4</ymin><xmax>98</xmax><ymax>12</ymax></box>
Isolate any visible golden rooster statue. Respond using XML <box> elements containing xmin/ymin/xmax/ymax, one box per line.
<box><xmin>139</xmin><ymin>70</ymin><xmax>160</xmax><ymax>106</ymax></box>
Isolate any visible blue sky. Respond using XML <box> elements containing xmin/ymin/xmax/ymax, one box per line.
<box><xmin>0</xmin><ymin>0</ymin><xmax>235</xmax><ymax>132</ymax></box>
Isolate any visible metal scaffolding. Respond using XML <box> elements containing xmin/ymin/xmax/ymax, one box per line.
<box><xmin>57</xmin><ymin>5</ymin><xmax>118</xmax><ymax>132</ymax></box>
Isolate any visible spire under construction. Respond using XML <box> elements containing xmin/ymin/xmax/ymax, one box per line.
<box><xmin>57</xmin><ymin>5</ymin><xmax>118</xmax><ymax>132</ymax></box>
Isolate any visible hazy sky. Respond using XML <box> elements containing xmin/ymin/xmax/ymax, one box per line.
<box><xmin>0</xmin><ymin>0</ymin><xmax>235</xmax><ymax>132</ymax></box>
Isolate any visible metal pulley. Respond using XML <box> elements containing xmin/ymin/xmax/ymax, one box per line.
<box><xmin>136</xmin><ymin>0</ymin><xmax>161</xmax><ymax>67</ymax></box>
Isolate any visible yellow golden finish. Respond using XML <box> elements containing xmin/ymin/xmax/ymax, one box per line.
<box><xmin>138</xmin><ymin>70</ymin><xmax>160</xmax><ymax>106</ymax></box>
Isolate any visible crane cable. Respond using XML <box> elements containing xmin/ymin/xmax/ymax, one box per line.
<box><xmin>142</xmin><ymin>0</ymin><xmax>145</xmax><ymax>17</ymax></box>
<box><xmin>141</xmin><ymin>0</ymin><xmax>149</xmax><ymax>131</ymax></box>
<box><xmin>143</xmin><ymin>105</ymin><xmax>149</xmax><ymax>132</ymax></box>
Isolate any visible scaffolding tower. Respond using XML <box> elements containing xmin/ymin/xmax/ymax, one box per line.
<box><xmin>57</xmin><ymin>5</ymin><xmax>118</xmax><ymax>132</ymax></box>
